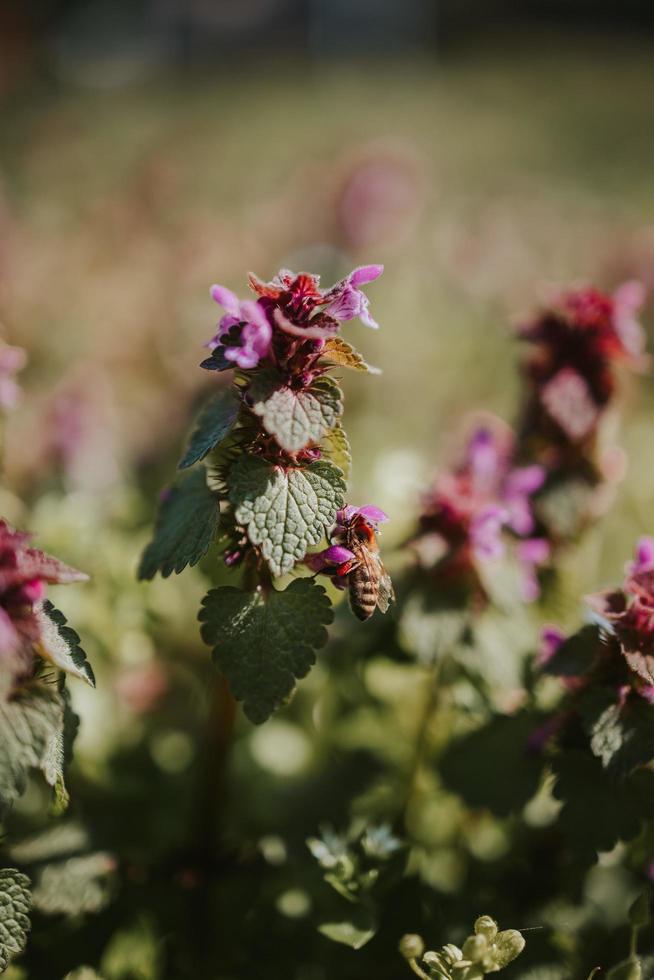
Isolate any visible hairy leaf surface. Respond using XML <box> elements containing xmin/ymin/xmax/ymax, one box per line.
<box><xmin>0</xmin><ymin>683</ymin><xmax>68</xmax><ymax>812</ymax></box>
<box><xmin>320</xmin><ymin>336</ymin><xmax>380</xmax><ymax>374</ymax></box>
<box><xmin>178</xmin><ymin>388</ymin><xmax>240</xmax><ymax>469</ymax></box>
<box><xmin>230</xmin><ymin>456</ymin><xmax>345</xmax><ymax>576</ymax></box>
<box><xmin>250</xmin><ymin>371</ymin><xmax>343</xmax><ymax>453</ymax></box>
<box><xmin>321</xmin><ymin>424</ymin><xmax>352</xmax><ymax>480</ymax></box>
<box><xmin>0</xmin><ymin>869</ymin><xmax>31</xmax><ymax>973</ymax></box>
<box><xmin>35</xmin><ymin>601</ymin><xmax>95</xmax><ymax>688</ymax></box>
<box><xmin>199</xmin><ymin>578</ymin><xmax>333</xmax><ymax>723</ymax></box>
<box><xmin>138</xmin><ymin>468</ymin><xmax>220</xmax><ymax>579</ymax></box>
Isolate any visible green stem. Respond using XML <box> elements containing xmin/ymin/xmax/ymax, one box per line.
<box><xmin>401</xmin><ymin>655</ymin><xmax>446</xmax><ymax>827</ymax></box>
<box><xmin>629</xmin><ymin>924</ymin><xmax>639</xmax><ymax>960</ymax></box>
<box><xmin>407</xmin><ymin>957</ymin><xmax>431</xmax><ymax>980</ymax></box>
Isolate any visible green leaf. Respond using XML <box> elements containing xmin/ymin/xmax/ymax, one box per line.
<box><xmin>318</xmin><ymin>913</ymin><xmax>377</xmax><ymax>950</ymax></box>
<box><xmin>0</xmin><ymin>869</ymin><xmax>31</xmax><ymax>973</ymax></box>
<box><xmin>0</xmin><ymin>683</ymin><xmax>67</xmax><ymax>812</ymax></box>
<box><xmin>199</xmin><ymin>578</ymin><xmax>333</xmax><ymax>723</ymax></box>
<box><xmin>35</xmin><ymin>601</ymin><xmax>95</xmax><ymax>688</ymax></box>
<box><xmin>629</xmin><ymin>890</ymin><xmax>650</xmax><ymax>928</ymax></box>
<box><xmin>138</xmin><ymin>468</ymin><xmax>220</xmax><ymax>580</ymax></box>
<box><xmin>580</xmin><ymin>690</ymin><xmax>654</xmax><ymax>776</ymax></box>
<box><xmin>250</xmin><ymin>371</ymin><xmax>343</xmax><ymax>454</ymax></box>
<box><xmin>178</xmin><ymin>388</ymin><xmax>240</xmax><ymax>469</ymax></box>
<box><xmin>320</xmin><ymin>336</ymin><xmax>380</xmax><ymax>374</ymax></box>
<box><xmin>229</xmin><ymin>456</ymin><xmax>345</xmax><ymax>576</ymax></box>
<box><xmin>321</xmin><ymin>424</ymin><xmax>352</xmax><ymax>480</ymax></box>
<box><xmin>552</xmin><ymin>751</ymin><xmax>644</xmax><ymax>856</ymax></box>
<box><xmin>31</xmin><ymin>852</ymin><xmax>114</xmax><ymax>916</ymax></box>
<box><xmin>440</xmin><ymin>712</ymin><xmax>547</xmax><ymax>816</ymax></box>
<box><xmin>543</xmin><ymin>624</ymin><xmax>602</xmax><ymax>678</ymax></box>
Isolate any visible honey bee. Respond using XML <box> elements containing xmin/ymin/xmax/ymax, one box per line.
<box><xmin>338</xmin><ymin>511</ymin><xmax>395</xmax><ymax>621</ymax></box>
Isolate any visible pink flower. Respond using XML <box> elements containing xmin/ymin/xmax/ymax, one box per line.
<box><xmin>627</xmin><ymin>536</ymin><xmax>654</xmax><ymax>576</ymax></box>
<box><xmin>322</xmin><ymin>265</ymin><xmax>384</xmax><ymax>329</ymax></box>
<box><xmin>0</xmin><ymin>520</ymin><xmax>88</xmax><ymax>679</ymax></box>
<box><xmin>470</xmin><ymin>506</ymin><xmax>508</xmax><ymax>561</ymax></box>
<box><xmin>206</xmin><ymin>286</ymin><xmax>272</xmax><ymax>370</ymax></box>
<box><xmin>0</xmin><ymin>343</ymin><xmax>27</xmax><ymax>411</ymax></box>
<box><xmin>335</xmin><ymin>504</ymin><xmax>388</xmax><ymax>534</ymax></box>
<box><xmin>305</xmin><ymin>545</ymin><xmax>356</xmax><ymax>574</ymax></box>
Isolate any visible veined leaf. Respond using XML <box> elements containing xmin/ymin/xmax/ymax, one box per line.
<box><xmin>0</xmin><ymin>869</ymin><xmax>31</xmax><ymax>973</ymax></box>
<box><xmin>35</xmin><ymin>601</ymin><xmax>95</xmax><ymax>688</ymax></box>
<box><xmin>138</xmin><ymin>468</ymin><xmax>220</xmax><ymax>580</ymax></box>
<box><xmin>199</xmin><ymin>578</ymin><xmax>333</xmax><ymax>723</ymax></box>
<box><xmin>0</xmin><ymin>683</ymin><xmax>68</xmax><ymax>812</ymax></box>
<box><xmin>249</xmin><ymin>371</ymin><xmax>343</xmax><ymax>454</ymax></box>
<box><xmin>320</xmin><ymin>336</ymin><xmax>380</xmax><ymax>374</ymax></box>
<box><xmin>178</xmin><ymin>388</ymin><xmax>240</xmax><ymax>470</ymax></box>
<box><xmin>229</xmin><ymin>456</ymin><xmax>345</xmax><ymax>576</ymax></box>
<box><xmin>322</xmin><ymin>424</ymin><xmax>352</xmax><ymax>480</ymax></box>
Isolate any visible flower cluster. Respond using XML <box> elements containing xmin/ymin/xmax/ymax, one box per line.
<box><xmin>203</xmin><ymin>265</ymin><xmax>382</xmax><ymax>373</ymax></box>
<box><xmin>411</xmin><ymin>418</ymin><xmax>549</xmax><ymax>601</ymax></box>
<box><xmin>141</xmin><ymin>264</ymin><xmax>391</xmax><ymax>720</ymax></box>
<box><xmin>585</xmin><ymin>535</ymin><xmax>654</xmax><ymax>688</ymax></box>
<box><xmin>399</xmin><ymin>916</ymin><xmax>525</xmax><ymax>980</ymax></box>
<box><xmin>0</xmin><ymin>519</ymin><xmax>88</xmax><ymax>684</ymax></box>
<box><xmin>517</xmin><ymin>281</ymin><xmax>647</xmax><ymax>448</ymax></box>
<box><xmin>535</xmin><ymin>537</ymin><xmax>654</xmax><ymax>746</ymax></box>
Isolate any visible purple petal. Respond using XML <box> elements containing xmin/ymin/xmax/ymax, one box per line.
<box><xmin>467</xmin><ymin>428</ymin><xmax>499</xmax><ymax>480</ymax></box>
<box><xmin>628</xmin><ymin>536</ymin><xmax>654</xmax><ymax>575</ymax></box>
<box><xmin>273</xmin><ymin>308</ymin><xmax>340</xmax><ymax>340</ymax></box>
<box><xmin>240</xmin><ymin>299</ymin><xmax>271</xmax><ymax>332</ymax></box>
<box><xmin>538</xmin><ymin>625</ymin><xmax>566</xmax><ymax>665</ymax></box>
<box><xmin>356</xmin><ymin>505</ymin><xmax>389</xmax><ymax>524</ymax></box>
<box><xmin>470</xmin><ymin>506</ymin><xmax>508</xmax><ymax>561</ymax></box>
<box><xmin>349</xmin><ymin>264</ymin><xmax>384</xmax><ymax>286</ymax></box>
<box><xmin>336</xmin><ymin>505</ymin><xmax>358</xmax><ymax>525</ymax></box>
<box><xmin>505</xmin><ymin>464</ymin><xmax>546</xmax><ymax>497</ymax></box>
<box><xmin>210</xmin><ymin>284</ymin><xmax>240</xmax><ymax>316</ymax></box>
<box><xmin>517</xmin><ymin>538</ymin><xmax>550</xmax><ymax>565</ymax></box>
<box><xmin>322</xmin><ymin>545</ymin><xmax>356</xmax><ymax>565</ymax></box>
<box><xmin>613</xmin><ymin>279</ymin><xmax>646</xmax><ymax>358</ymax></box>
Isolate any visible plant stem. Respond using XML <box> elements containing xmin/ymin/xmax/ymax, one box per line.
<box><xmin>401</xmin><ymin>655</ymin><xmax>446</xmax><ymax>828</ymax></box>
<box><xmin>407</xmin><ymin>957</ymin><xmax>431</xmax><ymax>980</ymax></box>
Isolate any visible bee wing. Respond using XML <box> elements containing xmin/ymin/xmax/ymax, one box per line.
<box><xmin>375</xmin><ymin>557</ymin><xmax>395</xmax><ymax>614</ymax></box>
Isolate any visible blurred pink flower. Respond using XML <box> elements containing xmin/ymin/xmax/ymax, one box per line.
<box><xmin>0</xmin><ymin>342</ymin><xmax>27</xmax><ymax>411</ymax></box>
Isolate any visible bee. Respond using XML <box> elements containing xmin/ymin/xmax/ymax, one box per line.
<box><xmin>337</xmin><ymin>511</ymin><xmax>395</xmax><ymax>622</ymax></box>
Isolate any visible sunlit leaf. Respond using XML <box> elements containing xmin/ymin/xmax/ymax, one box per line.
<box><xmin>250</xmin><ymin>370</ymin><xmax>343</xmax><ymax>453</ymax></box>
<box><xmin>35</xmin><ymin>601</ymin><xmax>95</xmax><ymax>688</ymax></box>
<box><xmin>0</xmin><ymin>683</ymin><xmax>67</xmax><ymax>812</ymax></box>
<box><xmin>229</xmin><ymin>456</ymin><xmax>345</xmax><ymax>576</ymax></box>
<box><xmin>320</xmin><ymin>336</ymin><xmax>380</xmax><ymax>374</ymax></box>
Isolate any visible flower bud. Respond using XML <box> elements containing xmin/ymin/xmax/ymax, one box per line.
<box><xmin>474</xmin><ymin>916</ymin><xmax>498</xmax><ymax>941</ymax></box>
<box><xmin>441</xmin><ymin>944</ymin><xmax>463</xmax><ymax>966</ymax></box>
<box><xmin>462</xmin><ymin>934</ymin><xmax>488</xmax><ymax>962</ymax></box>
<box><xmin>399</xmin><ymin>934</ymin><xmax>425</xmax><ymax>961</ymax></box>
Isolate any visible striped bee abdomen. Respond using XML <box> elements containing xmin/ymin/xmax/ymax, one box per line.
<box><xmin>349</xmin><ymin>566</ymin><xmax>379</xmax><ymax>621</ymax></box>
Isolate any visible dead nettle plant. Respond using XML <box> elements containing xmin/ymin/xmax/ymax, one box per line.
<box><xmin>0</xmin><ymin>340</ymin><xmax>98</xmax><ymax>975</ymax></box>
<box><xmin>139</xmin><ymin>265</ymin><xmax>394</xmax><ymax>723</ymax></box>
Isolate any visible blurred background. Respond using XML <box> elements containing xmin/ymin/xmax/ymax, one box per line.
<box><xmin>2</xmin><ymin>2</ymin><xmax>654</xmax><ymax>976</ymax></box>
